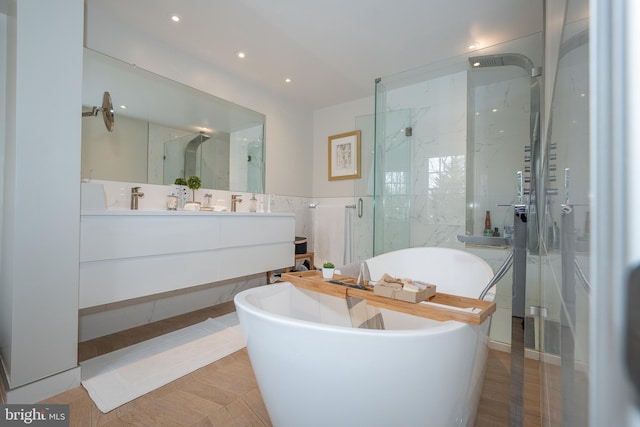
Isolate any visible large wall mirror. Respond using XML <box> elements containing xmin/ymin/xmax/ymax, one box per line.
<box><xmin>81</xmin><ymin>48</ymin><xmax>265</xmax><ymax>193</ymax></box>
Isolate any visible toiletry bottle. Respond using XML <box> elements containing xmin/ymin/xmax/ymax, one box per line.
<box><xmin>249</xmin><ymin>194</ymin><xmax>257</xmax><ymax>212</ymax></box>
<box><xmin>483</xmin><ymin>211</ymin><xmax>492</xmax><ymax>236</ymax></box>
<box><xmin>167</xmin><ymin>193</ymin><xmax>179</xmax><ymax>210</ymax></box>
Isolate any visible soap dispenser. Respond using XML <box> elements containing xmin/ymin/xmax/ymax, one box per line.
<box><xmin>249</xmin><ymin>194</ymin><xmax>257</xmax><ymax>212</ymax></box>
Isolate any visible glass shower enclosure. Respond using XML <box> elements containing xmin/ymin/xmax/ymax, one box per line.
<box><xmin>373</xmin><ymin>35</ymin><xmax>541</xmax><ymax>257</ymax></box>
<box><xmin>372</xmin><ymin>20</ymin><xmax>591</xmax><ymax>424</ymax></box>
<box><xmin>372</xmin><ymin>32</ymin><xmax>555</xmax><ymax>424</ymax></box>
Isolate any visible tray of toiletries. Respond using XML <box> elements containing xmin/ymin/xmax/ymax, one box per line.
<box><xmin>280</xmin><ymin>270</ymin><xmax>495</xmax><ymax>325</ymax></box>
<box><xmin>372</xmin><ymin>273</ymin><xmax>436</xmax><ymax>303</ymax></box>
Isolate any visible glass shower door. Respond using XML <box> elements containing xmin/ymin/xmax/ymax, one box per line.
<box><xmin>373</xmin><ymin>77</ymin><xmax>412</xmax><ymax>256</ymax></box>
<box><xmin>540</xmin><ymin>18</ymin><xmax>590</xmax><ymax>426</ymax></box>
<box><xmin>352</xmin><ymin>114</ymin><xmax>375</xmax><ymax>262</ymax></box>
<box><xmin>351</xmin><ymin>106</ymin><xmax>411</xmax><ymax>262</ymax></box>
<box><xmin>163</xmin><ymin>133</ymin><xmax>193</xmax><ymax>184</ymax></box>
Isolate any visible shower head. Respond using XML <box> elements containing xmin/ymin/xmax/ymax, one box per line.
<box><xmin>185</xmin><ymin>132</ymin><xmax>210</xmax><ymax>150</ymax></box>
<box><xmin>82</xmin><ymin>91</ymin><xmax>115</xmax><ymax>132</ymax></box>
<box><xmin>184</xmin><ymin>132</ymin><xmax>211</xmax><ymax>178</ymax></box>
<box><xmin>469</xmin><ymin>53</ymin><xmax>541</xmax><ymax>78</ymax></box>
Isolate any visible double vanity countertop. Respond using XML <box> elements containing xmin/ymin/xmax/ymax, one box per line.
<box><xmin>81</xmin><ymin>209</ymin><xmax>294</xmax><ymax>217</ymax></box>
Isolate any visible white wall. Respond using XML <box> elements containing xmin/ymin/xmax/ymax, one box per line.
<box><xmin>81</xmin><ymin>113</ymin><xmax>148</xmax><ymax>182</ymax></box>
<box><xmin>84</xmin><ymin>4</ymin><xmax>313</xmax><ymax>197</ymax></box>
<box><xmin>1</xmin><ymin>0</ymin><xmax>82</xmax><ymax>393</ymax></box>
<box><xmin>312</xmin><ymin>96</ymin><xmax>374</xmax><ymax>197</ymax></box>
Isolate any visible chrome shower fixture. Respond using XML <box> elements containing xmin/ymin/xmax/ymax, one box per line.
<box><xmin>469</xmin><ymin>53</ymin><xmax>542</xmax><ymax>77</ymax></box>
<box><xmin>469</xmin><ymin>52</ymin><xmax>543</xmax><ymax>253</ymax></box>
<box><xmin>184</xmin><ymin>132</ymin><xmax>211</xmax><ymax>178</ymax></box>
<box><xmin>82</xmin><ymin>91</ymin><xmax>115</xmax><ymax>132</ymax></box>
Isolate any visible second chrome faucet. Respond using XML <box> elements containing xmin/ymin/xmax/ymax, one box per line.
<box><xmin>231</xmin><ymin>194</ymin><xmax>243</xmax><ymax>212</ymax></box>
<box><xmin>131</xmin><ymin>186</ymin><xmax>144</xmax><ymax>210</ymax></box>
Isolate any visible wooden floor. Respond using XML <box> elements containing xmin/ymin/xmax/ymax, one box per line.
<box><xmin>34</xmin><ymin>302</ymin><xmax>540</xmax><ymax>426</ymax></box>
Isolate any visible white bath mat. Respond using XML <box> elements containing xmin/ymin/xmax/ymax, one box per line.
<box><xmin>80</xmin><ymin>312</ymin><xmax>245</xmax><ymax>413</ymax></box>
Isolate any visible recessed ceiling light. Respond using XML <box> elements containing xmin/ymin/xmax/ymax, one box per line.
<box><xmin>468</xmin><ymin>42</ymin><xmax>480</xmax><ymax>50</ymax></box>
<box><xmin>284</xmin><ymin>78</ymin><xmax>292</xmax><ymax>83</ymax></box>
<box><xmin>236</xmin><ymin>51</ymin><xmax>246</xmax><ymax>59</ymax></box>
<box><xmin>171</xmin><ymin>15</ymin><xmax>180</xmax><ymax>23</ymax></box>
<box><xmin>472</xmin><ymin>61</ymin><xmax>481</xmax><ymax>67</ymax></box>
<box><xmin>119</xmin><ymin>105</ymin><xmax>127</xmax><ymax>109</ymax></box>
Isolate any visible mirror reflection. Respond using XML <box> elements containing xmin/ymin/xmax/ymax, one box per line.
<box><xmin>81</xmin><ymin>48</ymin><xmax>265</xmax><ymax>193</ymax></box>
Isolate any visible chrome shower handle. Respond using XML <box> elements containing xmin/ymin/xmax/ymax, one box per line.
<box><xmin>516</xmin><ymin>171</ymin><xmax>524</xmax><ymax>204</ymax></box>
<box><xmin>564</xmin><ymin>168</ymin><xmax>571</xmax><ymax>204</ymax></box>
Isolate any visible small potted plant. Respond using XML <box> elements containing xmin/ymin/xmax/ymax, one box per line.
<box><xmin>187</xmin><ymin>175</ymin><xmax>202</xmax><ymax>202</ymax></box>
<box><xmin>174</xmin><ymin>177</ymin><xmax>187</xmax><ymax>186</ymax></box>
<box><xmin>322</xmin><ymin>262</ymin><xmax>335</xmax><ymax>279</ymax></box>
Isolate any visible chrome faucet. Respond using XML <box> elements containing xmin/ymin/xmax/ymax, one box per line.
<box><xmin>131</xmin><ymin>186</ymin><xmax>144</xmax><ymax>210</ymax></box>
<box><xmin>231</xmin><ymin>194</ymin><xmax>243</xmax><ymax>212</ymax></box>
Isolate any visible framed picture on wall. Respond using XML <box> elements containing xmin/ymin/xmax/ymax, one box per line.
<box><xmin>328</xmin><ymin>130</ymin><xmax>361</xmax><ymax>180</ymax></box>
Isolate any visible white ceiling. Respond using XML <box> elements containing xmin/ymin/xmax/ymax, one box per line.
<box><xmin>86</xmin><ymin>0</ymin><xmax>544</xmax><ymax>110</ymax></box>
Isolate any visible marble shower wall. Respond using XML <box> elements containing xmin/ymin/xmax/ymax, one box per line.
<box><xmin>382</xmin><ymin>71</ymin><xmax>470</xmax><ymax>249</ymax></box>
<box><xmin>378</xmin><ymin>68</ymin><xmax>532</xmax><ymax>248</ymax></box>
<box><xmin>471</xmin><ymin>75</ymin><xmax>532</xmax><ymax>236</ymax></box>
<box><xmin>375</xmin><ymin>63</ymin><xmax>535</xmax><ymax>346</ymax></box>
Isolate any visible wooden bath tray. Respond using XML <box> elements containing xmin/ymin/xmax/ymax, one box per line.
<box><xmin>281</xmin><ymin>270</ymin><xmax>496</xmax><ymax>325</ymax></box>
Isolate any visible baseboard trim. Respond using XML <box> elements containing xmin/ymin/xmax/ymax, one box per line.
<box><xmin>1</xmin><ymin>366</ymin><xmax>81</xmax><ymax>404</ymax></box>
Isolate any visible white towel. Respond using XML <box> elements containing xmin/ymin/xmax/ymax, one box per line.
<box><xmin>314</xmin><ymin>205</ymin><xmax>345</xmax><ymax>267</ymax></box>
<box><xmin>346</xmin><ymin>297</ymin><xmax>385</xmax><ymax>330</ymax></box>
<box><xmin>344</xmin><ymin>207</ymin><xmax>354</xmax><ymax>265</ymax></box>
<box><xmin>80</xmin><ymin>313</ymin><xmax>244</xmax><ymax>413</ymax></box>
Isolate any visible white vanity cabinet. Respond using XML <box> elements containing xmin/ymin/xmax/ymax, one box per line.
<box><xmin>79</xmin><ymin>211</ymin><xmax>295</xmax><ymax>308</ymax></box>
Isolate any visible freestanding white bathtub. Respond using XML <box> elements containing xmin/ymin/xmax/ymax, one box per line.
<box><xmin>234</xmin><ymin>247</ymin><xmax>495</xmax><ymax>427</ymax></box>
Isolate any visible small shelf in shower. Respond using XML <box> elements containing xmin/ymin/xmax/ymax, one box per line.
<box><xmin>457</xmin><ymin>235</ymin><xmax>512</xmax><ymax>247</ymax></box>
